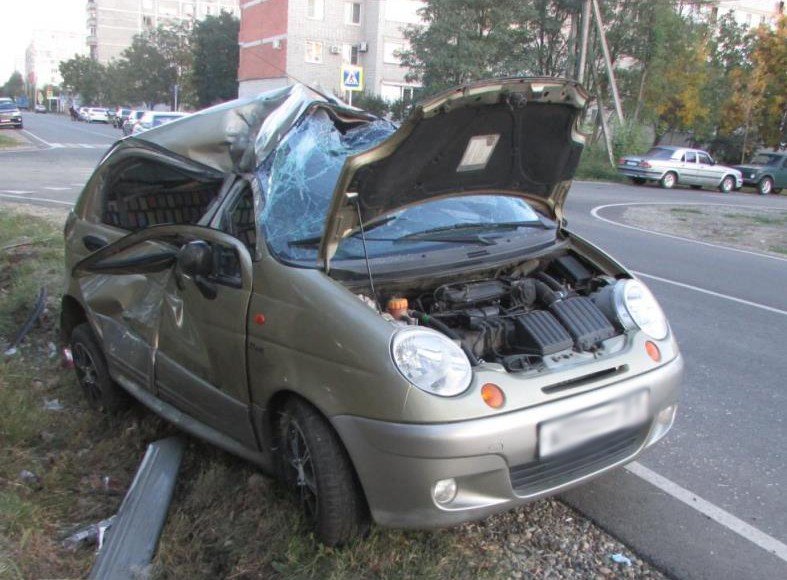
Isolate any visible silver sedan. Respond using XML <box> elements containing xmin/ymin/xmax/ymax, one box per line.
<box><xmin>618</xmin><ymin>146</ymin><xmax>742</xmax><ymax>192</ymax></box>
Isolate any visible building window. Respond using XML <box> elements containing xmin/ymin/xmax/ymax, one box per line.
<box><xmin>307</xmin><ymin>0</ymin><xmax>324</xmax><ymax>20</ymax></box>
<box><xmin>345</xmin><ymin>2</ymin><xmax>362</xmax><ymax>25</ymax></box>
<box><xmin>341</xmin><ymin>43</ymin><xmax>359</xmax><ymax>65</ymax></box>
<box><xmin>143</xmin><ymin>15</ymin><xmax>153</xmax><ymax>27</ymax></box>
<box><xmin>383</xmin><ymin>42</ymin><xmax>403</xmax><ymax>64</ymax></box>
<box><xmin>305</xmin><ymin>41</ymin><xmax>323</xmax><ymax>64</ymax></box>
<box><xmin>380</xmin><ymin>83</ymin><xmax>416</xmax><ymax>103</ymax></box>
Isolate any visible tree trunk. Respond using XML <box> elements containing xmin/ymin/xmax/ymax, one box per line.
<box><xmin>633</xmin><ymin>67</ymin><xmax>648</xmax><ymax>123</ymax></box>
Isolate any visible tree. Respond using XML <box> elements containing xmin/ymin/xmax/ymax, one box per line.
<box><xmin>59</xmin><ymin>55</ymin><xmax>107</xmax><ymax>104</ymax></box>
<box><xmin>112</xmin><ymin>35</ymin><xmax>174</xmax><ymax>106</ymax></box>
<box><xmin>1</xmin><ymin>71</ymin><xmax>26</xmax><ymax>98</ymax></box>
<box><xmin>191</xmin><ymin>12</ymin><xmax>240</xmax><ymax>107</ymax></box>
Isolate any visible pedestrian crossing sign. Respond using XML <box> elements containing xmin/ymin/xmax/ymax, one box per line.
<box><xmin>341</xmin><ymin>65</ymin><xmax>364</xmax><ymax>92</ymax></box>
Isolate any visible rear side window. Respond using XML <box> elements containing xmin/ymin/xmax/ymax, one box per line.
<box><xmin>682</xmin><ymin>151</ymin><xmax>697</xmax><ymax>163</ymax></box>
<box><xmin>100</xmin><ymin>156</ymin><xmax>223</xmax><ymax>231</ymax></box>
<box><xmin>697</xmin><ymin>153</ymin><xmax>711</xmax><ymax>164</ymax></box>
<box><xmin>644</xmin><ymin>148</ymin><xmax>675</xmax><ymax>160</ymax></box>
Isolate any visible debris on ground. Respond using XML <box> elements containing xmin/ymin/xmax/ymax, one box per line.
<box><xmin>62</xmin><ymin>516</ymin><xmax>117</xmax><ymax>552</ymax></box>
<box><xmin>43</xmin><ymin>398</ymin><xmax>64</xmax><ymax>411</ymax></box>
<box><xmin>3</xmin><ymin>286</ymin><xmax>48</xmax><ymax>355</ymax></box>
<box><xmin>611</xmin><ymin>553</ymin><xmax>633</xmax><ymax>566</ymax></box>
<box><xmin>19</xmin><ymin>469</ymin><xmax>42</xmax><ymax>488</ymax></box>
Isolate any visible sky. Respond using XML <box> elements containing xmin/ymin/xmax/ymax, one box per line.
<box><xmin>0</xmin><ymin>1</ymin><xmax>85</xmax><ymax>83</ymax></box>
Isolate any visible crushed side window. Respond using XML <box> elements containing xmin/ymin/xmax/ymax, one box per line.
<box><xmin>102</xmin><ymin>157</ymin><xmax>223</xmax><ymax>231</ymax></box>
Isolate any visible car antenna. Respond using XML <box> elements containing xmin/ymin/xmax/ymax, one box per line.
<box><xmin>347</xmin><ymin>192</ymin><xmax>378</xmax><ymax>306</ymax></box>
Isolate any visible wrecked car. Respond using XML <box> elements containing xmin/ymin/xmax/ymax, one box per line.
<box><xmin>61</xmin><ymin>78</ymin><xmax>682</xmax><ymax>545</ymax></box>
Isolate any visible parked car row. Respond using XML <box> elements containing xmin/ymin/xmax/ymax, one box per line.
<box><xmin>617</xmin><ymin>146</ymin><xmax>786</xmax><ymax>195</ymax></box>
<box><xmin>119</xmin><ymin>109</ymin><xmax>189</xmax><ymax>136</ymax></box>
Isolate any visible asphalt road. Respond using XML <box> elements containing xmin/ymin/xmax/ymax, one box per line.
<box><xmin>2</xmin><ymin>112</ymin><xmax>786</xmax><ymax>578</ymax></box>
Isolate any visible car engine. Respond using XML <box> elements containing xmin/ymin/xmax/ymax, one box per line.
<box><xmin>371</xmin><ymin>254</ymin><xmax>624</xmax><ymax>371</ymax></box>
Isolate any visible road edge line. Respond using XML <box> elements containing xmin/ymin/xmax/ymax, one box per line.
<box><xmin>632</xmin><ymin>271</ymin><xmax>787</xmax><ymax>316</ymax></box>
<box><xmin>626</xmin><ymin>462</ymin><xmax>787</xmax><ymax>563</ymax></box>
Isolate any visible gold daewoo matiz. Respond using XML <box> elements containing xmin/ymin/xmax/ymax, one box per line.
<box><xmin>61</xmin><ymin>78</ymin><xmax>683</xmax><ymax>545</ymax></box>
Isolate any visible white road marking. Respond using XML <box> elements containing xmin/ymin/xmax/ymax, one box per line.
<box><xmin>591</xmin><ymin>202</ymin><xmax>787</xmax><ymax>263</ymax></box>
<box><xmin>20</xmin><ymin>129</ymin><xmax>54</xmax><ymax>148</ymax></box>
<box><xmin>1</xmin><ymin>189</ymin><xmax>35</xmax><ymax>194</ymax></box>
<box><xmin>43</xmin><ymin>186</ymin><xmax>72</xmax><ymax>191</ymax></box>
<box><xmin>626</xmin><ymin>462</ymin><xmax>787</xmax><ymax>563</ymax></box>
<box><xmin>0</xmin><ymin>193</ymin><xmax>74</xmax><ymax>206</ymax></box>
<box><xmin>633</xmin><ymin>270</ymin><xmax>787</xmax><ymax>316</ymax></box>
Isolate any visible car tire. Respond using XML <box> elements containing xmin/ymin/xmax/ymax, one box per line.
<box><xmin>70</xmin><ymin>323</ymin><xmax>131</xmax><ymax>413</ymax></box>
<box><xmin>718</xmin><ymin>175</ymin><xmax>735</xmax><ymax>193</ymax></box>
<box><xmin>758</xmin><ymin>177</ymin><xmax>773</xmax><ymax>195</ymax></box>
<box><xmin>660</xmin><ymin>172</ymin><xmax>677</xmax><ymax>189</ymax></box>
<box><xmin>630</xmin><ymin>177</ymin><xmax>646</xmax><ymax>185</ymax></box>
<box><xmin>277</xmin><ymin>397</ymin><xmax>369</xmax><ymax>546</ymax></box>
<box><xmin>690</xmin><ymin>185</ymin><xmax>702</xmax><ymax>190</ymax></box>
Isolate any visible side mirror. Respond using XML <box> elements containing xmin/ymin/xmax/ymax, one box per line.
<box><xmin>177</xmin><ymin>240</ymin><xmax>213</xmax><ymax>277</ymax></box>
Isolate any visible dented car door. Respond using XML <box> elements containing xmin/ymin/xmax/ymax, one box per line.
<box><xmin>73</xmin><ymin>225</ymin><xmax>258</xmax><ymax>447</ymax></box>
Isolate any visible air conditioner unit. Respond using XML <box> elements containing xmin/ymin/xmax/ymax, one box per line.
<box><xmin>357</xmin><ymin>41</ymin><xmax>368</xmax><ymax>53</ymax></box>
<box><xmin>271</xmin><ymin>39</ymin><xmax>282</xmax><ymax>50</ymax></box>
<box><xmin>329</xmin><ymin>45</ymin><xmax>340</xmax><ymax>54</ymax></box>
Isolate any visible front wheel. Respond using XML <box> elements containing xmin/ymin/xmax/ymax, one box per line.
<box><xmin>758</xmin><ymin>177</ymin><xmax>773</xmax><ymax>195</ymax></box>
<box><xmin>660</xmin><ymin>172</ymin><xmax>677</xmax><ymax>189</ymax></box>
<box><xmin>277</xmin><ymin>398</ymin><xmax>369</xmax><ymax>546</ymax></box>
<box><xmin>70</xmin><ymin>323</ymin><xmax>130</xmax><ymax>413</ymax></box>
<box><xmin>719</xmin><ymin>175</ymin><xmax>735</xmax><ymax>193</ymax></box>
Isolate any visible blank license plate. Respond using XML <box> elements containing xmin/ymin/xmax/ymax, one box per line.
<box><xmin>539</xmin><ymin>391</ymin><xmax>649</xmax><ymax>458</ymax></box>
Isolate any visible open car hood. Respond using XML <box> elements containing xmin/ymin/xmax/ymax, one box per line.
<box><xmin>319</xmin><ymin>78</ymin><xmax>588</xmax><ymax>268</ymax></box>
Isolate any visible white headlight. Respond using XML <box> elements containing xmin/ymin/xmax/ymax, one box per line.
<box><xmin>390</xmin><ymin>328</ymin><xmax>472</xmax><ymax>397</ymax></box>
<box><xmin>614</xmin><ymin>279</ymin><xmax>669</xmax><ymax>340</ymax></box>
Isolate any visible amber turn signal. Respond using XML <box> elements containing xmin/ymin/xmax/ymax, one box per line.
<box><xmin>645</xmin><ymin>341</ymin><xmax>661</xmax><ymax>362</ymax></box>
<box><xmin>481</xmin><ymin>383</ymin><xmax>505</xmax><ymax>409</ymax></box>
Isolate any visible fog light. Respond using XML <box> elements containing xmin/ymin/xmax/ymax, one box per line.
<box><xmin>647</xmin><ymin>404</ymin><xmax>677</xmax><ymax>446</ymax></box>
<box><xmin>432</xmin><ymin>478</ymin><xmax>458</xmax><ymax>505</ymax></box>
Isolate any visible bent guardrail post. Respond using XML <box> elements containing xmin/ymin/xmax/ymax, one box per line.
<box><xmin>89</xmin><ymin>436</ymin><xmax>185</xmax><ymax>579</ymax></box>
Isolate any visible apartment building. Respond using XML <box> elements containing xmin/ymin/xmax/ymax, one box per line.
<box><xmin>698</xmin><ymin>0</ymin><xmax>785</xmax><ymax>27</ymax></box>
<box><xmin>87</xmin><ymin>0</ymin><xmax>240</xmax><ymax>64</ymax></box>
<box><xmin>25</xmin><ymin>30</ymin><xmax>87</xmax><ymax>88</ymax></box>
<box><xmin>238</xmin><ymin>0</ymin><xmax>423</xmax><ymax>100</ymax></box>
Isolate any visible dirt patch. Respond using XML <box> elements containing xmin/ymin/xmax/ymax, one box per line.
<box><xmin>621</xmin><ymin>204</ymin><xmax>787</xmax><ymax>256</ymax></box>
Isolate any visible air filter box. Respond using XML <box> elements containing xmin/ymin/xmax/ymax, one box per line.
<box><xmin>512</xmin><ymin>310</ymin><xmax>574</xmax><ymax>355</ymax></box>
<box><xmin>550</xmin><ymin>296</ymin><xmax>616</xmax><ymax>350</ymax></box>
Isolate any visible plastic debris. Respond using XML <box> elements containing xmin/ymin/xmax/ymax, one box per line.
<box><xmin>19</xmin><ymin>469</ymin><xmax>41</xmax><ymax>487</ymax></box>
<box><xmin>611</xmin><ymin>553</ymin><xmax>632</xmax><ymax>566</ymax></box>
<box><xmin>43</xmin><ymin>398</ymin><xmax>64</xmax><ymax>411</ymax></box>
<box><xmin>62</xmin><ymin>516</ymin><xmax>117</xmax><ymax>552</ymax></box>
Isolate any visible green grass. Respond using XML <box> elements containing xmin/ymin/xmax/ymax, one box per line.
<box><xmin>0</xmin><ymin>133</ymin><xmax>22</xmax><ymax>149</ymax></box>
<box><xmin>669</xmin><ymin>207</ymin><xmax>703</xmax><ymax>215</ymax></box>
<box><xmin>722</xmin><ymin>212</ymin><xmax>787</xmax><ymax>226</ymax></box>
<box><xmin>769</xmin><ymin>245</ymin><xmax>787</xmax><ymax>255</ymax></box>
<box><xmin>575</xmin><ymin>146</ymin><xmax>627</xmax><ymax>183</ymax></box>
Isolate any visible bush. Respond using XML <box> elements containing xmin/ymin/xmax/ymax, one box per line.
<box><xmin>350</xmin><ymin>92</ymin><xmax>389</xmax><ymax>117</ymax></box>
<box><xmin>575</xmin><ymin>144</ymin><xmax>626</xmax><ymax>182</ymax></box>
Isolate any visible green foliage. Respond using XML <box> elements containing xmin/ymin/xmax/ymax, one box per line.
<box><xmin>191</xmin><ymin>13</ymin><xmax>240</xmax><ymax>107</ymax></box>
<box><xmin>575</xmin><ymin>145</ymin><xmax>625</xmax><ymax>182</ymax></box>
<box><xmin>350</xmin><ymin>92</ymin><xmax>389</xmax><ymax>117</ymax></box>
<box><xmin>1</xmin><ymin>72</ymin><xmax>25</xmax><ymax>99</ymax></box>
<box><xmin>59</xmin><ymin>56</ymin><xmax>107</xmax><ymax>105</ymax></box>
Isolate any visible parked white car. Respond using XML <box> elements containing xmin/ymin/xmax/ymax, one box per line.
<box><xmin>131</xmin><ymin>111</ymin><xmax>189</xmax><ymax>134</ymax></box>
<box><xmin>86</xmin><ymin>108</ymin><xmax>110</xmax><ymax>123</ymax></box>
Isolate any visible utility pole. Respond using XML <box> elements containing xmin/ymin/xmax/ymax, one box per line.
<box><xmin>577</xmin><ymin>0</ymin><xmax>591</xmax><ymax>84</ymax></box>
<box><xmin>591</xmin><ymin>0</ymin><xmax>624</xmax><ymax>123</ymax></box>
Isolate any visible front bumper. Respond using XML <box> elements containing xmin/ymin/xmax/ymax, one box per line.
<box><xmin>333</xmin><ymin>354</ymin><xmax>683</xmax><ymax>528</ymax></box>
<box><xmin>0</xmin><ymin>117</ymin><xmax>22</xmax><ymax>126</ymax></box>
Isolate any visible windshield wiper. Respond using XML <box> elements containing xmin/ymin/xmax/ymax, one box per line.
<box><xmin>288</xmin><ymin>216</ymin><xmax>400</xmax><ymax>248</ymax></box>
<box><xmin>396</xmin><ymin>220</ymin><xmax>553</xmax><ymax>242</ymax></box>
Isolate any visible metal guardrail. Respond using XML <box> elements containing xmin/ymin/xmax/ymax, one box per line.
<box><xmin>89</xmin><ymin>436</ymin><xmax>185</xmax><ymax>579</ymax></box>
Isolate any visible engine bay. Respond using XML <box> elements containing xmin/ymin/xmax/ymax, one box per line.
<box><xmin>361</xmin><ymin>253</ymin><xmax>628</xmax><ymax>372</ymax></box>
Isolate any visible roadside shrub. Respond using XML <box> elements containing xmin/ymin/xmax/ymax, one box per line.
<box><xmin>350</xmin><ymin>92</ymin><xmax>389</xmax><ymax>117</ymax></box>
<box><xmin>575</xmin><ymin>144</ymin><xmax>624</xmax><ymax>182</ymax></box>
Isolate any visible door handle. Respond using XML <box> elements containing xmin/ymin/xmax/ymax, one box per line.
<box><xmin>83</xmin><ymin>235</ymin><xmax>108</xmax><ymax>252</ymax></box>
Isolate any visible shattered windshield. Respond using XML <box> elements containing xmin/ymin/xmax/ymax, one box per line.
<box><xmin>257</xmin><ymin>109</ymin><xmax>395</xmax><ymax>261</ymax></box>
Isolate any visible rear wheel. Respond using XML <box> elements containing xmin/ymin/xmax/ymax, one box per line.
<box><xmin>758</xmin><ymin>177</ymin><xmax>773</xmax><ymax>195</ymax></box>
<box><xmin>660</xmin><ymin>172</ymin><xmax>677</xmax><ymax>189</ymax></box>
<box><xmin>277</xmin><ymin>398</ymin><xmax>369</xmax><ymax>546</ymax></box>
<box><xmin>70</xmin><ymin>323</ymin><xmax>130</xmax><ymax>413</ymax></box>
<box><xmin>719</xmin><ymin>175</ymin><xmax>735</xmax><ymax>193</ymax></box>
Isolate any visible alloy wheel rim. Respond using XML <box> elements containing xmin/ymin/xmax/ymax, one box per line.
<box><xmin>723</xmin><ymin>178</ymin><xmax>733</xmax><ymax>192</ymax></box>
<box><xmin>73</xmin><ymin>343</ymin><xmax>102</xmax><ymax>403</ymax></box>
<box><xmin>761</xmin><ymin>180</ymin><xmax>772</xmax><ymax>194</ymax></box>
<box><xmin>284</xmin><ymin>418</ymin><xmax>318</xmax><ymax>520</ymax></box>
<box><xmin>664</xmin><ymin>174</ymin><xmax>675</xmax><ymax>187</ymax></box>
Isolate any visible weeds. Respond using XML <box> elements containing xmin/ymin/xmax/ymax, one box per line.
<box><xmin>669</xmin><ymin>207</ymin><xmax>703</xmax><ymax>215</ymax></box>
